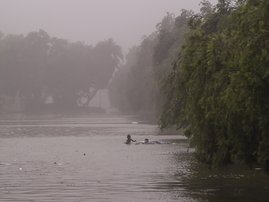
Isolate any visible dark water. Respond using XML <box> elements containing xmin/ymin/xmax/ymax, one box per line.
<box><xmin>0</xmin><ymin>114</ymin><xmax>268</xmax><ymax>202</ymax></box>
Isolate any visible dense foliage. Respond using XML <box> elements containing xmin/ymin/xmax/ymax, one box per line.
<box><xmin>0</xmin><ymin>30</ymin><xmax>122</xmax><ymax>112</ymax></box>
<box><xmin>161</xmin><ymin>0</ymin><xmax>269</xmax><ymax>169</ymax></box>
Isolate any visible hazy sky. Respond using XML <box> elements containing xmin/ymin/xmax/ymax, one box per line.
<box><xmin>0</xmin><ymin>0</ymin><xmax>217</xmax><ymax>52</ymax></box>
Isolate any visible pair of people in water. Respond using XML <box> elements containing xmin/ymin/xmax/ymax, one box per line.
<box><xmin>125</xmin><ymin>134</ymin><xmax>162</xmax><ymax>144</ymax></box>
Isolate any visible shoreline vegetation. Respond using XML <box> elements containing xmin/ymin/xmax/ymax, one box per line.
<box><xmin>161</xmin><ymin>0</ymin><xmax>269</xmax><ymax>171</ymax></box>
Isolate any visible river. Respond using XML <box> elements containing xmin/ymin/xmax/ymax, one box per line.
<box><xmin>0</xmin><ymin>114</ymin><xmax>268</xmax><ymax>201</ymax></box>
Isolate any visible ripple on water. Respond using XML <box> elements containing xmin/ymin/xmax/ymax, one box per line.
<box><xmin>1</xmin><ymin>115</ymin><xmax>269</xmax><ymax>202</ymax></box>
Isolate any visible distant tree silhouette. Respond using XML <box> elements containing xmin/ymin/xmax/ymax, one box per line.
<box><xmin>0</xmin><ymin>30</ymin><xmax>122</xmax><ymax>112</ymax></box>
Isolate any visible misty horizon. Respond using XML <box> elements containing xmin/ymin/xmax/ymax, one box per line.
<box><xmin>0</xmin><ymin>0</ymin><xmax>217</xmax><ymax>52</ymax></box>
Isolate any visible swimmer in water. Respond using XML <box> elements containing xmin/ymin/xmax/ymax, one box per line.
<box><xmin>125</xmin><ymin>134</ymin><xmax>136</xmax><ymax>144</ymax></box>
<box><xmin>135</xmin><ymin>138</ymin><xmax>159</xmax><ymax>144</ymax></box>
<box><xmin>144</xmin><ymin>138</ymin><xmax>149</xmax><ymax>144</ymax></box>
<box><xmin>143</xmin><ymin>138</ymin><xmax>160</xmax><ymax>144</ymax></box>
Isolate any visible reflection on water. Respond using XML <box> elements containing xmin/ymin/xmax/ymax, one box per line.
<box><xmin>0</xmin><ymin>114</ymin><xmax>268</xmax><ymax>202</ymax></box>
<box><xmin>184</xmin><ymin>162</ymin><xmax>269</xmax><ymax>202</ymax></box>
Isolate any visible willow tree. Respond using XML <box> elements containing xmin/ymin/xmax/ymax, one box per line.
<box><xmin>161</xmin><ymin>0</ymin><xmax>269</xmax><ymax>169</ymax></box>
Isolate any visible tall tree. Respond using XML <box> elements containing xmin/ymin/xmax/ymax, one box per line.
<box><xmin>160</xmin><ymin>0</ymin><xmax>269</xmax><ymax>169</ymax></box>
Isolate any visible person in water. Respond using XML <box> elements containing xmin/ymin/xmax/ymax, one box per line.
<box><xmin>125</xmin><ymin>134</ymin><xmax>136</xmax><ymax>144</ymax></box>
<box><xmin>135</xmin><ymin>138</ymin><xmax>162</xmax><ymax>144</ymax></box>
<box><xmin>144</xmin><ymin>138</ymin><xmax>149</xmax><ymax>144</ymax></box>
<box><xmin>143</xmin><ymin>138</ymin><xmax>161</xmax><ymax>144</ymax></box>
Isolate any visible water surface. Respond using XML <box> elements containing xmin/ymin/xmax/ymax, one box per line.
<box><xmin>0</xmin><ymin>114</ymin><xmax>268</xmax><ymax>201</ymax></box>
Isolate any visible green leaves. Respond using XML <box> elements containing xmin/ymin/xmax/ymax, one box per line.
<box><xmin>161</xmin><ymin>0</ymin><xmax>269</xmax><ymax>169</ymax></box>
